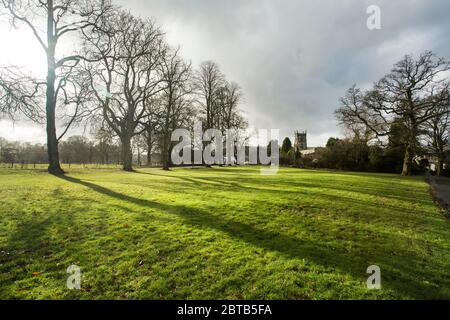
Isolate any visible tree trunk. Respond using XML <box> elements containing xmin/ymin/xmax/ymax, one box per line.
<box><xmin>147</xmin><ymin>148</ymin><xmax>152</xmax><ymax>166</ymax></box>
<box><xmin>121</xmin><ymin>135</ymin><xmax>133</xmax><ymax>172</ymax></box>
<box><xmin>401</xmin><ymin>144</ymin><xmax>413</xmax><ymax>176</ymax></box>
<box><xmin>436</xmin><ymin>157</ymin><xmax>443</xmax><ymax>176</ymax></box>
<box><xmin>146</xmin><ymin>131</ymin><xmax>152</xmax><ymax>166</ymax></box>
<box><xmin>137</xmin><ymin>145</ymin><xmax>141</xmax><ymax>167</ymax></box>
<box><xmin>162</xmin><ymin>134</ymin><xmax>170</xmax><ymax>170</ymax></box>
<box><xmin>46</xmin><ymin>0</ymin><xmax>64</xmax><ymax>175</ymax></box>
<box><xmin>46</xmin><ymin>81</ymin><xmax>63</xmax><ymax>174</ymax></box>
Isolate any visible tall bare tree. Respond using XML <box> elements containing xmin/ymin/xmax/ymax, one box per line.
<box><xmin>336</xmin><ymin>51</ymin><xmax>450</xmax><ymax>176</ymax></box>
<box><xmin>426</xmin><ymin>103</ymin><xmax>450</xmax><ymax>176</ymax></box>
<box><xmin>218</xmin><ymin>81</ymin><xmax>243</xmax><ymax>132</ymax></box>
<box><xmin>158</xmin><ymin>47</ymin><xmax>192</xmax><ymax>170</ymax></box>
<box><xmin>82</xmin><ymin>10</ymin><xmax>165</xmax><ymax>171</ymax></box>
<box><xmin>0</xmin><ymin>0</ymin><xmax>112</xmax><ymax>174</ymax></box>
<box><xmin>195</xmin><ymin>61</ymin><xmax>224</xmax><ymax>130</ymax></box>
<box><xmin>141</xmin><ymin>98</ymin><xmax>161</xmax><ymax>166</ymax></box>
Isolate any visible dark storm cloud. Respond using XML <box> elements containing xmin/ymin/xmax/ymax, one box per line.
<box><xmin>122</xmin><ymin>0</ymin><xmax>450</xmax><ymax>146</ymax></box>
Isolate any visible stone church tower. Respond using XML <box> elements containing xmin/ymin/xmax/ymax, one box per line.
<box><xmin>294</xmin><ymin>130</ymin><xmax>307</xmax><ymax>152</ymax></box>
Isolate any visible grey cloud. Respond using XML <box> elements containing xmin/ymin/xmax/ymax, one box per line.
<box><xmin>116</xmin><ymin>1</ymin><xmax>450</xmax><ymax>145</ymax></box>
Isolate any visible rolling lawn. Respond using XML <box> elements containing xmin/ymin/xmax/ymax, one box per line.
<box><xmin>0</xmin><ymin>166</ymin><xmax>449</xmax><ymax>299</ymax></box>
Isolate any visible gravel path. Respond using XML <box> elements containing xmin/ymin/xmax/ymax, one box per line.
<box><xmin>428</xmin><ymin>175</ymin><xmax>450</xmax><ymax>216</ymax></box>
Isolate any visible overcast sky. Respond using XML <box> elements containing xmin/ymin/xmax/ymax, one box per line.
<box><xmin>1</xmin><ymin>0</ymin><xmax>450</xmax><ymax>146</ymax></box>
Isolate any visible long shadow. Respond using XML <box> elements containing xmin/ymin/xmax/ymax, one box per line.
<box><xmin>56</xmin><ymin>174</ymin><xmax>450</xmax><ymax>299</ymax></box>
<box><xmin>0</xmin><ymin>185</ymin><xmax>133</xmax><ymax>299</ymax></box>
<box><xmin>136</xmin><ymin>171</ymin><xmax>436</xmax><ymax>218</ymax></box>
<box><xmin>136</xmin><ymin>169</ymin><xmax>434</xmax><ymax>209</ymax></box>
<box><xmin>199</xmin><ymin>177</ymin><xmax>449</xmax><ymax>236</ymax></box>
<box><xmin>0</xmin><ymin>205</ymin><xmax>77</xmax><ymax>298</ymax></box>
<box><xmin>132</xmin><ymin>171</ymin><xmax>449</xmax><ymax>239</ymax></box>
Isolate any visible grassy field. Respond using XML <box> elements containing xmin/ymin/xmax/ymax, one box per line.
<box><xmin>0</xmin><ymin>166</ymin><xmax>449</xmax><ymax>299</ymax></box>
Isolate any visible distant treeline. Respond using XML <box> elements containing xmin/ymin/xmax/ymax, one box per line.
<box><xmin>334</xmin><ymin>52</ymin><xmax>450</xmax><ymax>176</ymax></box>
<box><xmin>277</xmin><ymin>133</ymin><xmax>449</xmax><ymax>176</ymax></box>
<box><xmin>0</xmin><ymin>136</ymin><xmax>125</xmax><ymax>166</ymax></box>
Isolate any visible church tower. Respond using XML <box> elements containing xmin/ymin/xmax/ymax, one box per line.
<box><xmin>294</xmin><ymin>130</ymin><xmax>307</xmax><ymax>152</ymax></box>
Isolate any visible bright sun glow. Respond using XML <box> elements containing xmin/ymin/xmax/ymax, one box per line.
<box><xmin>0</xmin><ymin>22</ymin><xmax>46</xmax><ymax>76</ymax></box>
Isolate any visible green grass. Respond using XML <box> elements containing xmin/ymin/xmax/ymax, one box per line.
<box><xmin>0</xmin><ymin>166</ymin><xmax>449</xmax><ymax>299</ymax></box>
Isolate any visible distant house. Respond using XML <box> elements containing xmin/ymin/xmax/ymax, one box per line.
<box><xmin>421</xmin><ymin>145</ymin><xmax>450</xmax><ymax>172</ymax></box>
<box><xmin>299</xmin><ymin>148</ymin><xmax>316</xmax><ymax>156</ymax></box>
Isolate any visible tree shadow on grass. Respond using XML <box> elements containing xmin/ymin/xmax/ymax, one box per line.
<box><xmin>136</xmin><ymin>171</ymin><xmax>440</xmax><ymax>223</ymax></box>
<box><xmin>0</xmin><ymin>210</ymin><xmax>74</xmax><ymax>298</ymax></box>
<box><xmin>131</xmin><ymin>171</ymin><xmax>450</xmax><ymax>259</ymax></box>
<box><xmin>0</xmin><ymin>191</ymin><xmax>122</xmax><ymax>298</ymax></box>
<box><xmin>55</xmin><ymin>174</ymin><xmax>450</xmax><ymax>299</ymax></box>
<box><xmin>135</xmin><ymin>169</ymin><xmax>433</xmax><ymax>208</ymax></box>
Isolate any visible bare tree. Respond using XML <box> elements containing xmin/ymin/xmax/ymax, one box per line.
<box><xmin>219</xmin><ymin>81</ymin><xmax>243</xmax><ymax>132</ymax></box>
<box><xmin>141</xmin><ymin>98</ymin><xmax>161</xmax><ymax>166</ymax></box>
<box><xmin>426</xmin><ymin>103</ymin><xmax>450</xmax><ymax>176</ymax></box>
<box><xmin>336</xmin><ymin>51</ymin><xmax>450</xmax><ymax>176</ymax></box>
<box><xmin>335</xmin><ymin>86</ymin><xmax>384</xmax><ymax>147</ymax></box>
<box><xmin>132</xmin><ymin>134</ymin><xmax>147</xmax><ymax>167</ymax></box>
<box><xmin>158</xmin><ymin>47</ymin><xmax>192</xmax><ymax>170</ymax></box>
<box><xmin>92</xmin><ymin>125</ymin><xmax>116</xmax><ymax>165</ymax></box>
<box><xmin>0</xmin><ymin>0</ymin><xmax>112</xmax><ymax>174</ymax></box>
<box><xmin>82</xmin><ymin>10</ymin><xmax>165</xmax><ymax>171</ymax></box>
<box><xmin>195</xmin><ymin>61</ymin><xmax>224</xmax><ymax>130</ymax></box>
